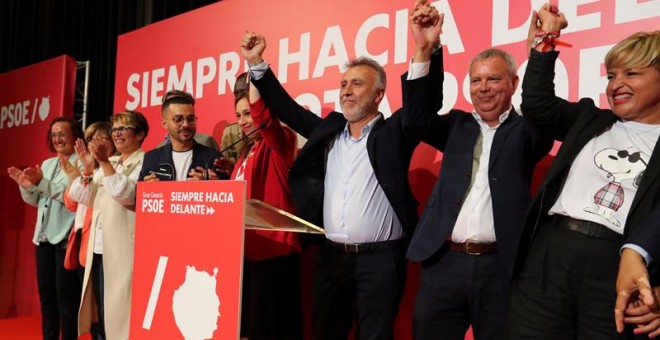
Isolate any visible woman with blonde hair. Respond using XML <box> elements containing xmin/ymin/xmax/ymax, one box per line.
<box><xmin>68</xmin><ymin>111</ymin><xmax>149</xmax><ymax>340</ymax></box>
<box><xmin>507</xmin><ymin>3</ymin><xmax>660</xmax><ymax>339</ymax></box>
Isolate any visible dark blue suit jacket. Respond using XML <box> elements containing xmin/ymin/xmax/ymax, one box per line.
<box><xmin>251</xmin><ymin>62</ymin><xmax>442</xmax><ymax>239</ymax></box>
<box><xmin>403</xmin><ymin>50</ymin><xmax>553</xmax><ymax>278</ymax></box>
<box><xmin>517</xmin><ymin>50</ymin><xmax>660</xmax><ymax>283</ymax></box>
<box><xmin>139</xmin><ymin>141</ymin><xmax>221</xmax><ymax>181</ymax></box>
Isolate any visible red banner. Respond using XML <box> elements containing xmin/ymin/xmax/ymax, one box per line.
<box><xmin>131</xmin><ymin>180</ymin><xmax>246</xmax><ymax>340</ymax></box>
<box><xmin>0</xmin><ymin>55</ymin><xmax>77</xmax><ymax>318</ymax></box>
<box><xmin>114</xmin><ymin>0</ymin><xmax>660</xmax><ymax>152</ymax></box>
<box><xmin>113</xmin><ymin>1</ymin><xmax>659</xmax><ymax>339</ymax></box>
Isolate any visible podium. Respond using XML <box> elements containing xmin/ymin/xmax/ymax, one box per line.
<box><xmin>129</xmin><ymin>180</ymin><xmax>321</xmax><ymax>340</ymax></box>
<box><xmin>244</xmin><ymin>199</ymin><xmax>323</xmax><ymax>234</ymax></box>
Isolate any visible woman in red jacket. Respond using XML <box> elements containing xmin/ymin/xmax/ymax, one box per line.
<box><xmin>232</xmin><ymin>83</ymin><xmax>302</xmax><ymax>340</ymax></box>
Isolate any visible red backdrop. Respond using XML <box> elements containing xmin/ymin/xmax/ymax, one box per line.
<box><xmin>0</xmin><ymin>55</ymin><xmax>77</xmax><ymax>318</ymax></box>
<box><xmin>111</xmin><ymin>0</ymin><xmax>659</xmax><ymax>339</ymax></box>
<box><xmin>1</xmin><ymin>0</ymin><xmax>658</xmax><ymax>339</ymax></box>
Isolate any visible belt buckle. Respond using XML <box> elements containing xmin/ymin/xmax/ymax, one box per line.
<box><xmin>344</xmin><ymin>243</ymin><xmax>359</xmax><ymax>253</ymax></box>
<box><xmin>465</xmin><ymin>239</ymin><xmax>482</xmax><ymax>256</ymax></box>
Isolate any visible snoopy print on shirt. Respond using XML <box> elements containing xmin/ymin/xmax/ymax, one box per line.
<box><xmin>583</xmin><ymin>148</ymin><xmax>649</xmax><ymax>228</ymax></box>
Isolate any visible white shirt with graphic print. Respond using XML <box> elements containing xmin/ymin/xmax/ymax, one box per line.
<box><xmin>549</xmin><ymin>120</ymin><xmax>660</xmax><ymax>234</ymax></box>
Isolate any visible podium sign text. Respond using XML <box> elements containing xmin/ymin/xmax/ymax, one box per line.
<box><xmin>130</xmin><ymin>180</ymin><xmax>246</xmax><ymax>340</ymax></box>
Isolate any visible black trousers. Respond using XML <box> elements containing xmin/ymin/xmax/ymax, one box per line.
<box><xmin>312</xmin><ymin>241</ymin><xmax>407</xmax><ymax>340</ymax></box>
<box><xmin>507</xmin><ymin>221</ymin><xmax>625</xmax><ymax>340</ymax></box>
<box><xmin>240</xmin><ymin>253</ymin><xmax>303</xmax><ymax>340</ymax></box>
<box><xmin>35</xmin><ymin>241</ymin><xmax>81</xmax><ymax>340</ymax></box>
<box><xmin>92</xmin><ymin>254</ymin><xmax>106</xmax><ymax>340</ymax></box>
<box><xmin>413</xmin><ymin>248</ymin><xmax>510</xmax><ymax>340</ymax></box>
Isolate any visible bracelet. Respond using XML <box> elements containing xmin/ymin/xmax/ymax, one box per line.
<box><xmin>531</xmin><ymin>30</ymin><xmax>572</xmax><ymax>52</ymax></box>
<box><xmin>532</xmin><ymin>31</ymin><xmax>558</xmax><ymax>51</ymax></box>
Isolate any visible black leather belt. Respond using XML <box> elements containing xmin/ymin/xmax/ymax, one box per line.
<box><xmin>328</xmin><ymin>239</ymin><xmax>405</xmax><ymax>254</ymax></box>
<box><xmin>448</xmin><ymin>240</ymin><xmax>498</xmax><ymax>255</ymax></box>
<box><xmin>551</xmin><ymin>215</ymin><xmax>622</xmax><ymax>242</ymax></box>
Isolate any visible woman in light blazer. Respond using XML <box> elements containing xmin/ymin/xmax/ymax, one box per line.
<box><xmin>68</xmin><ymin>111</ymin><xmax>148</xmax><ymax>340</ymax></box>
<box><xmin>7</xmin><ymin>116</ymin><xmax>85</xmax><ymax>340</ymax></box>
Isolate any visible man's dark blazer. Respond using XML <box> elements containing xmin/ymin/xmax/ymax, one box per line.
<box><xmin>402</xmin><ymin>50</ymin><xmax>553</xmax><ymax>278</ymax></box>
<box><xmin>139</xmin><ymin>140</ymin><xmax>221</xmax><ymax>181</ymax></box>
<box><xmin>251</xmin><ymin>60</ymin><xmax>442</xmax><ymax>239</ymax></box>
<box><xmin>516</xmin><ymin>50</ymin><xmax>660</xmax><ymax>282</ymax></box>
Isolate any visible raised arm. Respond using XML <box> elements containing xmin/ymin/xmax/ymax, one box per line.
<box><xmin>520</xmin><ymin>3</ymin><xmax>592</xmax><ymax>141</ymax></box>
<box><xmin>241</xmin><ymin>31</ymin><xmax>321</xmax><ymax>139</ymax></box>
<box><xmin>249</xmin><ymin>81</ymin><xmax>297</xmax><ymax>166</ymax></box>
<box><xmin>401</xmin><ymin>1</ymin><xmax>453</xmax><ymax>151</ymax></box>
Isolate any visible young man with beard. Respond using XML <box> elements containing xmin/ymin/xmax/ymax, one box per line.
<box><xmin>140</xmin><ymin>90</ymin><xmax>222</xmax><ymax>182</ymax></box>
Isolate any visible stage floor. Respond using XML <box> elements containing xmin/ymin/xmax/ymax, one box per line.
<box><xmin>0</xmin><ymin>316</ymin><xmax>92</xmax><ymax>339</ymax></box>
<box><xmin>0</xmin><ymin>315</ymin><xmax>473</xmax><ymax>339</ymax></box>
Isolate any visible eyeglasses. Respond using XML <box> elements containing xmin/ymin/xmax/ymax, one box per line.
<box><xmin>50</xmin><ymin>133</ymin><xmax>70</xmax><ymax>139</ymax></box>
<box><xmin>171</xmin><ymin>115</ymin><xmax>198</xmax><ymax>125</ymax></box>
<box><xmin>111</xmin><ymin>126</ymin><xmax>136</xmax><ymax>135</ymax></box>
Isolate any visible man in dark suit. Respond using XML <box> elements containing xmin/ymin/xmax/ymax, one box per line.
<box><xmin>239</xmin><ymin>12</ymin><xmax>443</xmax><ymax>338</ymax></box>
<box><xmin>402</xmin><ymin>5</ymin><xmax>553</xmax><ymax>340</ymax></box>
<box><xmin>140</xmin><ymin>90</ymin><xmax>221</xmax><ymax>181</ymax></box>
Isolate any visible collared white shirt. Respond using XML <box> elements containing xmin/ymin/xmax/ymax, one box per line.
<box><xmin>323</xmin><ymin>115</ymin><xmax>404</xmax><ymax>243</ymax></box>
<box><xmin>451</xmin><ymin>110</ymin><xmax>510</xmax><ymax>242</ymax></box>
<box><xmin>407</xmin><ymin>58</ymin><xmax>510</xmax><ymax>242</ymax></box>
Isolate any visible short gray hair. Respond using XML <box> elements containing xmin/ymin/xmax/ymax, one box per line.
<box><xmin>345</xmin><ymin>57</ymin><xmax>387</xmax><ymax>91</ymax></box>
<box><xmin>469</xmin><ymin>49</ymin><xmax>518</xmax><ymax>79</ymax></box>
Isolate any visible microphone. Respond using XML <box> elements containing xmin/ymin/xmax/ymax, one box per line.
<box><xmin>204</xmin><ymin>155</ymin><xmax>227</xmax><ymax>181</ymax></box>
<box><xmin>204</xmin><ymin>122</ymin><xmax>266</xmax><ymax>180</ymax></box>
<box><xmin>219</xmin><ymin>122</ymin><xmax>266</xmax><ymax>155</ymax></box>
<box><xmin>150</xmin><ymin>163</ymin><xmax>174</xmax><ymax>181</ymax></box>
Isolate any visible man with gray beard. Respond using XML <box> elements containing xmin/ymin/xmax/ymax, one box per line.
<box><xmin>240</xmin><ymin>21</ymin><xmax>442</xmax><ymax>339</ymax></box>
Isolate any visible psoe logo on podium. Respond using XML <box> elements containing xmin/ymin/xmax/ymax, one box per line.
<box><xmin>131</xmin><ymin>180</ymin><xmax>246</xmax><ymax>340</ymax></box>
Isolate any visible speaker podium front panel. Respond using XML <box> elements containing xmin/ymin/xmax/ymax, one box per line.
<box><xmin>131</xmin><ymin>180</ymin><xmax>246</xmax><ymax>340</ymax></box>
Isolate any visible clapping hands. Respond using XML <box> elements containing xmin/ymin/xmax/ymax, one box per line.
<box><xmin>58</xmin><ymin>155</ymin><xmax>81</xmax><ymax>182</ymax></box>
